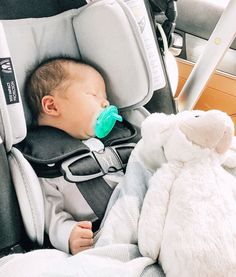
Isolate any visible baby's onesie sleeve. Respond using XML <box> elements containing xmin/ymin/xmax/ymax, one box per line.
<box><xmin>39</xmin><ymin>177</ymin><xmax>77</xmax><ymax>253</ymax></box>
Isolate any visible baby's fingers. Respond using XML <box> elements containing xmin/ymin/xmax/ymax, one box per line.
<box><xmin>78</xmin><ymin>221</ymin><xmax>92</xmax><ymax>229</ymax></box>
<box><xmin>78</xmin><ymin>245</ymin><xmax>92</xmax><ymax>252</ymax></box>
<box><xmin>79</xmin><ymin>237</ymin><xmax>94</xmax><ymax>247</ymax></box>
<box><xmin>80</xmin><ymin>228</ymin><xmax>93</xmax><ymax>239</ymax></box>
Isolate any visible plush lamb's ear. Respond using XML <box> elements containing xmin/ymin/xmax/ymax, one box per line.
<box><xmin>215</xmin><ymin>119</ymin><xmax>234</xmax><ymax>154</ymax></box>
<box><xmin>141</xmin><ymin>113</ymin><xmax>176</xmax><ymax>146</ymax></box>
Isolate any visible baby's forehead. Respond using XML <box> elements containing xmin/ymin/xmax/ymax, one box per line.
<box><xmin>67</xmin><ymin>63</ymin><xmax>105</xmax><ymax>84</ymax></box>
<box><xmin>67</xmin><ymin>62</ymin><xmax>96</xmax><ymax>75</ymax></box>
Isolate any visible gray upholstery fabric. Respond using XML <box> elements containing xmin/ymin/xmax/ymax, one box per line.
<box><xmin>0</xmin><ymin>141</ymin><xmax>23</xmax><ymax>250</ymax></box>
<box><xmin>2</xmin><ymin>9</ymin><xmax>81</xmax><ymax>126</ymax></box>
<box><xmin>73</xmin><ymin>0</ymin><xmax>151</xmax><ymax>110</ymax></box>
<box><xmin>2</xmin><ymin>0</ymin><xmax>155</xmax><ymax>127</ymax></box>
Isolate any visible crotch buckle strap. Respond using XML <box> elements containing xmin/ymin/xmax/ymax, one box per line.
<box><xmin>61</xmin><ymin>143</ymin><xmax>136</xmax><ymax>183</ymax></box>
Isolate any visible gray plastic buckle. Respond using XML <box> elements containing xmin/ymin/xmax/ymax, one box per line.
<box><xmin>61</xmin><ymin>152</ymin><xmax>104</xmax><ymax>182</ymax></box>
<box><xmin>61</xmin><ymin>143</ymin><xmax>136</xmax><ymax>183</ymax></box>
<box><xmin>61</xmin><ymin>144</ymin><xmax>132</xmax><ymax>183</ymax></box>
<box><xmin>93</xmin><ymin>147</ymin><xmax>123</xmax><ymax>174</ymax></box>
<box><xmin>93</xmin><ymin>143</ymin><xmax>136</xmax><ymax>174</ymax></box>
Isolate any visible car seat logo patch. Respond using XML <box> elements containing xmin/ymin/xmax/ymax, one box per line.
<box><xmin>0</xmin><ymin>58</ymin><xmax>19</xmax><ymax>105</ymax></box>
<box><xmin>1</xmin><ymin>59</ymin><xmax>12</xmax><ymax>73</ymax></box>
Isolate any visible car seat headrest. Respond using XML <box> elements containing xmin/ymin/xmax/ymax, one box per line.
<box><xmin>0</xmin><ymin>0</ymin><xmax>166</xmax><ymax>151</ymax></box>
<box><xmin>0</xmin><ymin>24</ymin><xmax>27</xmax><ymax>151</ymax></box>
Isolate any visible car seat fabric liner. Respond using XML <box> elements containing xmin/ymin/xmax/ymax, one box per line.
<box><xmin>0</xmin><ymin>137</ymin><xmax>25</xmax><ymax>257</ymax></box>
<box><xmin>0</xmin><ymin>0</ymin><xmax>168</xmax><ymax>275</ymax></box>
<box><xmin>0</xmin><ymin>0</ymin><xmax>165</xmax><ymax>244</ymax></box>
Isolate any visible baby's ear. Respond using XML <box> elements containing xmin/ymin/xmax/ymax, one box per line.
<box><xmin>141</xmin><ymin>113</ymin><xmax>176</xmax><ymax>146</ymax></box>
<box><xmin>41</xmin><ymin>95</ymin><xmax>59</xmax><ymax>116</ymax></box>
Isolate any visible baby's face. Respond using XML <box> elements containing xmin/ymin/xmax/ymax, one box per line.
<box><xmin>54</xmin><ymin>63</ymin><xmax>109</xmax><ymax>139</ymax></box>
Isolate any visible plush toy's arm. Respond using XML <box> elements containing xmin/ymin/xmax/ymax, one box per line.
<box><xmin>223</xmin><ymin>136</ymin><xmax>236</xmax><ymax>178</ymax></box>
<box><xmin>129</xmin><ymin>139</ymin><xmax>167</xmax><ymax>172</ymax></box>
<box><xmin>138</xmin><ymin>163</ymin><xmax>177</xmax><ymax>260</ymax></box>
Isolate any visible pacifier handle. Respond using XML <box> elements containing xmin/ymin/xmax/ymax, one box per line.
<box><xmin>111</xmin><ymin>113</ymin><xmax>123</xmax><ymax>122</ymax></box>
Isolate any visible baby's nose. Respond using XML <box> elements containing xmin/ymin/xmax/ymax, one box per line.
<box><xmin>101</xmin><ymin>99</ymin><xmax>109</xmax><ymax>108</ymax></box>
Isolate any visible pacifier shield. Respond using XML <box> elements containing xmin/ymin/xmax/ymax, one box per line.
<box><xmin>95</xmin><ymin>105</ymin><xmax>122</xmax><ymax>138</ymax></box>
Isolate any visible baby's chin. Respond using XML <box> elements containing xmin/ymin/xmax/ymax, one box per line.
<box><xmin>83</xmin><ymin>133</ymin><xmax>95</xmax><ymax>140</ymax></box>
<box><xmin>80</xmin><ymin>130</ymin><xmax>95</xmax><ymax>140</ymax></box>
<box><xmin>68</xmin><ymin>129</ymin><xmax>94</xmax><ymax>140</ymax></box>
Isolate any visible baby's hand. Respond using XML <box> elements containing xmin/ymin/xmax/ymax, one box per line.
<box><xmin>69</xmin><ymin>221</ymin><xmax>93</xmax><ymax>255</ymax></box>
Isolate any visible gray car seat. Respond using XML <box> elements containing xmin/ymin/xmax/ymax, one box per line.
<box><xmin>0</xmin><ymin>139</ymin><xmax>27</xmax><ymax>257</ymax></box>
<box><xmin>0</xmin><ymin>0</ymin><xmax>178</xmax><ymax>264</ymax></box>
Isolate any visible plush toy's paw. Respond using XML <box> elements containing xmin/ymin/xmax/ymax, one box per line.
<box><xmin>138</xmin><ymin>232</ymin><xmax>158</xmax><ymax>261</ymax></box>
<box><xmin>223</xmin><ymin>136</ymin><xmax>236</xmax><ymax>177</ymax></box>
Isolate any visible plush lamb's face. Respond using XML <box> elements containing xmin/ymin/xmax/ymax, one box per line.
<box><xmin>179</xmin><ymin>110</ymin><xmax>234</xmax><ymax>154</ymax></box>
<box><xmin>141</xmin><ymin>110</ymin><xmax>234</xmax><ymax>164</ymax></box>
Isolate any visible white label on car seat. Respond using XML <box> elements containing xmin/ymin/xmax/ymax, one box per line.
<box><xmin>124</xmin><ymin>0</ymin><xmax>166</xmax><ymax>91</ymax></box>
<box><xmin>0</xmin><ymin>57</ymin><xmax>19</xmax><ymax>105</ymax></box>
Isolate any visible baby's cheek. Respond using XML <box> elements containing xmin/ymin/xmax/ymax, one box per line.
<box><xmin>87</xmin><ymin>114</ymin><xmax>97</xmax><ymax>137</ymax></box>
<box><xmin>89</xmin><ymin>125</ymin><xmax>95</xmax><ymax>137</ymax></box>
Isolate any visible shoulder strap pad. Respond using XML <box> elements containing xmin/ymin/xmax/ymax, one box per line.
<box><xmin>17</xmin><ymin>120</ymin><xmax>139</xmax><ymax>178</ymax></box>
<box><xmin>18</xmin><ymin>126</ymin><xmax>89</xmax><ymax>164</ymax></box>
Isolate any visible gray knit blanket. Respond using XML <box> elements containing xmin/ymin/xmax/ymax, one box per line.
<box><xmin>0</xmin><ymin>157</ymin><xmax>164</xmax><ymax>277</ymax></box>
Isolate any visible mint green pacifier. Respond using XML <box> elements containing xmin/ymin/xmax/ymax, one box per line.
<box><xmin>95</xmin><ymin>105</ymin><xmax>123</xmax><ymax>138</ymax></box>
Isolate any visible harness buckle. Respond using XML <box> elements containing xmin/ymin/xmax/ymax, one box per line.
<box><xmin>61</xmin><ymin>143</ymin><xmax>136</xmax><ymax>183</ymax></box>
<box><xmin>61</xmin><ymin>152</ymin><xmax>104</xmax><ymax>182</ymax></box>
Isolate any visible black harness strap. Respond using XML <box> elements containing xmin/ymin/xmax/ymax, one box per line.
<box><xmin>76</xmin><ymin>177</ymin><xmax>113</xmax><ymax>222</ymax></box>
<box><xmin>61</xmin><ymin>142</ymin><xmax>135</xmax><ymax>231</ymax></box>
<box><xmin>0</xmin><ymin>244</ymin><xmax>26</xmax><ymax>258</ymax></box>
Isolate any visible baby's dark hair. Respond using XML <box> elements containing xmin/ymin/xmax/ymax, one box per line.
<box><xmin>25</xmin><ymin>57</ymin><xmax>89</xmax><ymax>121</ymax></box>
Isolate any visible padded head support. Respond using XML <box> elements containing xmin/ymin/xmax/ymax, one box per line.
<box><xmin>0</xmin><ymin>23</ymin><xmax>27</xmax><ymax>151</ymax></box>
<box><xmin>0</xmin><ymin>0</ymin><xmax>166</xmax><ymax>151</ymax></box>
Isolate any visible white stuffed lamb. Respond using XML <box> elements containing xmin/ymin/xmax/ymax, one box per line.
<box><xmin>138</xmin><ymin>109</ymin><xmax>236</xmax><ymax>277</ymax></box>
